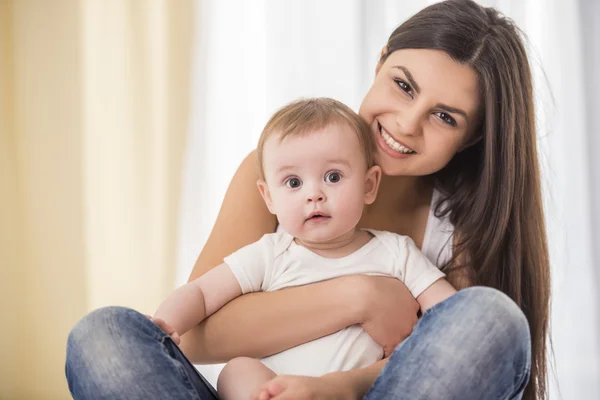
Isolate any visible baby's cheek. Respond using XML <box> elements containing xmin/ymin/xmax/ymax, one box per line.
<box><xmin>336</xmin><ymin>192</ymin><xmax>365</xmax><ymax>220</ymax></box>
<box><xmin>277</xmin><ymin>204</ymin><xmax>306</xmax><ymax>234</ymax></box>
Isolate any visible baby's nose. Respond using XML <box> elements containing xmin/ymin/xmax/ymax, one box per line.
<box><xmin>306</xmin><ymin>191</ymin><xmax>326</xmax><ymax>203</ymax></box>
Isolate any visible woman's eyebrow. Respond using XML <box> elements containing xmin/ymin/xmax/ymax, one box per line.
<box><xmin>436</xmin><ymin>104</ymin><xmax>468</xmax><ymax>120</ymax></box>
<box><xmin>392</xmin><ymin>66</ymin><xmax>421</xmax><ymax>93</ymax></box>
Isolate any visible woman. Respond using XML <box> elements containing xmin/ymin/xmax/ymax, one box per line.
<box><xmin>66</xmin><ymin>0</ymin><xmax>550</xmax><ymax>399</ymax></box>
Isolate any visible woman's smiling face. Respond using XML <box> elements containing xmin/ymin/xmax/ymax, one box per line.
<box><xmin>359</xmin><ymin>48</ymin><xmax>482</xmax><ymax>177</ymax></box>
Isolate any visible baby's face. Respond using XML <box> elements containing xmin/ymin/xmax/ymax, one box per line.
<box><xmin>259</xmin><ymin>123</ymin><xmax>373</xmax><ymax>243</ymax></box>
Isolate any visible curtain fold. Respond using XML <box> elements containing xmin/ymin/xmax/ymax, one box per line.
<box><xmin>0</xmin><ymin>1</ymin><xmax>193</xmax><ymax>398</ymax></box>
<box><xmin>581</xmin><ymin>0</ymin><xmax>600</xmax><ymax>294</ymax></box>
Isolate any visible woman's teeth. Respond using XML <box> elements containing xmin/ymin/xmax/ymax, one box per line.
<box><xmin>379</xmin><ymin>126</ymin><xmax>416</xmax><ymax>154</ymax></box>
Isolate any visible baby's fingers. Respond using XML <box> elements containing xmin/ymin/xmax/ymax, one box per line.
<box><xmin>170</xmin><ymin>331</ymin><xmax>181</xmax><ymax>345</ymax></box>
<box><xmin>152</xmin><ymin>317</ymin><xmax>174</xmax><ymax>333</ymax></box>
<box><xmin>147</xmin><ymin>316</ymin><xmax>180</xmax><ymax>343</ymax></box>
<box><xmin>155</xmin><ymin>320</ymin><xmax>181</xmax><ymax>344</ymax></box>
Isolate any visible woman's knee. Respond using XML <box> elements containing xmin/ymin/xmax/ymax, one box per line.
<box><xmin>415</xmin><ymin>286</ymin><xmax>531</xmax><ymax>362</ymax></box>
<box><xmin>451</xmin><ymin>286</ymin><xmax>531</xmax><ymax>365</ymax></box>
<box><xmin>460</xmin><ymin>287</ymin><xmax>529</xmax><ymax>337</ymax></box>
<box><xmin>66</xmin><ymin>306</ymin><xmax>155</xmax><ymax>365</ymax></box>
<box><xmin>374</xmin><ymin>287</ymin><xmax>532</xmax><ymax>398</ymax></box>
<box><xmin>69</xmin><ymin>307</ymin><xmax>136</xmax><ymax>346</ymax></box>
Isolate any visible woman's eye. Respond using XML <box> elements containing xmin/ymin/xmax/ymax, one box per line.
<box><xmin>325</xmin><ymin>172</ymin><xmax>342</xmax><ymax>183</ymax></box>
<box><xmin>394</xmin><ymin>79</ymin><xmax>413</xmax><ymax>97</ymax></box>
<box><xmin>285</xmin><ymin>177</ymin><xmax>302</xmax><ymax>188</ymax></box>
<box><xmin>436</xmin><ymin>112</ymin><xmax>457</xmax><ymax>127</ymax></box>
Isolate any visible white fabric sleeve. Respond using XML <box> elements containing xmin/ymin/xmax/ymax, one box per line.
<box><xmin>223</xmin><ymin>234</ymin><xmax>274</xmax><ymax>294</ymax></box>
<box><xmin>399</xmin><ymin>236</ymin><xmax>446</xmax><ymax>298</ymax></box>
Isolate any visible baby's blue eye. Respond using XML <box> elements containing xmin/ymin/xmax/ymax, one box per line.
<box><xmin>325</xmin><ymin>172</ymin><xmax>341</xmax><ymax>183</ymax></box>
<box><xmin>286</xmin><ymin>178</ymin><xmax>302</xmax><ymax>188</ymax></box>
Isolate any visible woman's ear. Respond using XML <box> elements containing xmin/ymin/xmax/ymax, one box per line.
<box><xmin>364</xmin><ymin>165</ymin><xmax>382</xmax><ymax>205</ymax></box>
<box><xmin>257</xmin><ymin>180</ymin><xmax>276</xmax><ymax>214</ymax></box>
<box><xmin>375</xmin><ymin>46</ymin><xmax>388</xmax><ymax>75</ymax></box>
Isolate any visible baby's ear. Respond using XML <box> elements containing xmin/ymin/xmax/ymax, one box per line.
<box><xmin>257</xmin><ymin>180</ymin><xmax>276</xmax><ymax>214</ymax></box>
<box><xmin>364</xmin><ymin>165</ymin><xmax>382</xmax><ymax>205</ymax></box>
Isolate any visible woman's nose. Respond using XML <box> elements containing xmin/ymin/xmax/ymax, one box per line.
<box><xmin>396</xmin><ymin>108</ymin><xmax>423</xmax><ymax>137</ymax></box>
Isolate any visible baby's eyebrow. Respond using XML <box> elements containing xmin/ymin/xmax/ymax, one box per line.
<box><xmin>273</xmin><ymin>160</ymin><xmax>352</xmax><ymax>175</ymax></box>
<box><xmin>276</xmin><ymin>165</ymin><xmax>296</xmax><ymax>174</ymax></box>
<box><xmin>327</xmin><ymin>159</ymin><xmax>352</xmax><ymax>169</ymax></box>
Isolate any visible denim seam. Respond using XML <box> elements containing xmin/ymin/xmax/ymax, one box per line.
<box><xmin>510</xmin><ymin>361</ymin><xmax>531</xmax><ymax>399</ymax></box>
<box><xmin>161</xmin><ymin>336</ymin><xmax>203</xmax><ymax>400</ymax></box>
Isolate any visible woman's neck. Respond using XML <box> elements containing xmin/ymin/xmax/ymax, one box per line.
<box><xmin>370</xmin><ymin>175</ymin><xmax>433</xmax><ymax>215</ymax></box>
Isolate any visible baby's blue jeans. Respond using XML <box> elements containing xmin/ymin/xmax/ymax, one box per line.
<box><xmin>65</xmin><ymin>286</ymin><xmax>531</xmax><ymax>399</ymax></box>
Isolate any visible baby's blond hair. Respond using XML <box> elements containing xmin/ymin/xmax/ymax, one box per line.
<box><xmin>256</xmin><ymin>97</ymin><xmax>375</xmax><ymax>180</ymax></box>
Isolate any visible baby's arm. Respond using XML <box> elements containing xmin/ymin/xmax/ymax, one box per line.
<box><xmin>396</xmin><ymin>234</ymin><xmax>457</xmax><ymax>314</ymax></box>
<box><xmin>153</xmin><ymin>263</ymin><xmax>242</xmax><ymax>337</ymax></box>
<box><xmin>416</xmin><ymin>278</ymin><xmax>457</xmax><ymax>313</ymax></box>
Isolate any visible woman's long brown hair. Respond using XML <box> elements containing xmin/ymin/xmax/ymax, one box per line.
<box><xmin>383</xmin><ymin>1</ymin><xmax>551</xmax><ymax>398</ymax></box>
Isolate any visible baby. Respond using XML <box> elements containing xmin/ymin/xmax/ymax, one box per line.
<box><xmin>153</xmin><ymin>98</ymin><xmax>457</xmax><ymax>399</ymax></box>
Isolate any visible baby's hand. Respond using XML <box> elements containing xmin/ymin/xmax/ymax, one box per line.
<box><xmin>146</xmin><ymin>315</ymin><xmax>181</xmax><ymax>345</ymax></box>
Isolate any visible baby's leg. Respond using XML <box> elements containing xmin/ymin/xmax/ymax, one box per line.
<box><xmin>217</xmin><ymin>357</ymin><xmax>276</xmax><ymax>400</ymax></box>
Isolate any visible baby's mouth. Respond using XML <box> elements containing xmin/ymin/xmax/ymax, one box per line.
<box><xmin>306</xmin><ymin>211</ymin><xmax>331</xmax><ymax>222</ymax></box>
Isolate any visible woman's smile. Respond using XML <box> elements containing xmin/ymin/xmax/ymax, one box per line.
<box><xmin>375</xmin><ymin>122</ymin><xmax>417</xmax><ymax>160</ymax></box>
<box><xmin>378</xmin><ymin>122</ymin><xmax>416</xmax><ymax>154</ymax></box>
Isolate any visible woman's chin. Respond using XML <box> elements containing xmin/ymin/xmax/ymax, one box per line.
<box><xmin>375</xmin><ymin>158</ymin><xmax>411</xmax><ymax>177</ymax></box>
<box><xmin>374</xmin><ymin>153</ymin><xmax>432</xmax><ymax>177</ymax></box>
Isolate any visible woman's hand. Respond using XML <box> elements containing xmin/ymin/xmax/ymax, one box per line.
<box><xmin>251</xmin><ymin>374</ymin><xmax>353</xmax><ymax>400</ymax></box>
<box><xmin>355</xmin><ymin>276</ymin><xmax>419</xmax><ymax>357</ymax></box>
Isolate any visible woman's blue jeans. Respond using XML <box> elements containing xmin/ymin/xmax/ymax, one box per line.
<box><xmin>65</xmin><ymin>287</ymin><xmax>531</xmax><ymax>399</ymax></box>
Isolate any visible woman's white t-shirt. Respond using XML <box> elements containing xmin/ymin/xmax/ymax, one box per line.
<box><xmin>421</xmin><ymin>189</ymin><xmax>454</xmax><ymax>268</ymax></box>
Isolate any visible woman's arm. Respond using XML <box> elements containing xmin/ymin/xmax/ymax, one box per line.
<box><xmin>179</xmin><ymin>151</ymin><xmax>419</xmax><ymax>364</ymax></box>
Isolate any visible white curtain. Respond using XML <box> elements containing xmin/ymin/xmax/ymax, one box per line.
<box><xmin>179</xmin><ymin>1</ymin><xmax>600</xmax><ymax>397</ymax></box>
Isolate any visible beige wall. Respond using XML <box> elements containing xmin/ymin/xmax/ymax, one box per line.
<box><xmin>0</xmin><ymin>1</ymin><xmax>193</xmax><ymax>398</ymax></box>
<box><xmin>1</xmin><ymin>2</ymin><xmax>25</xmax><ymax>398</ymax></box>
